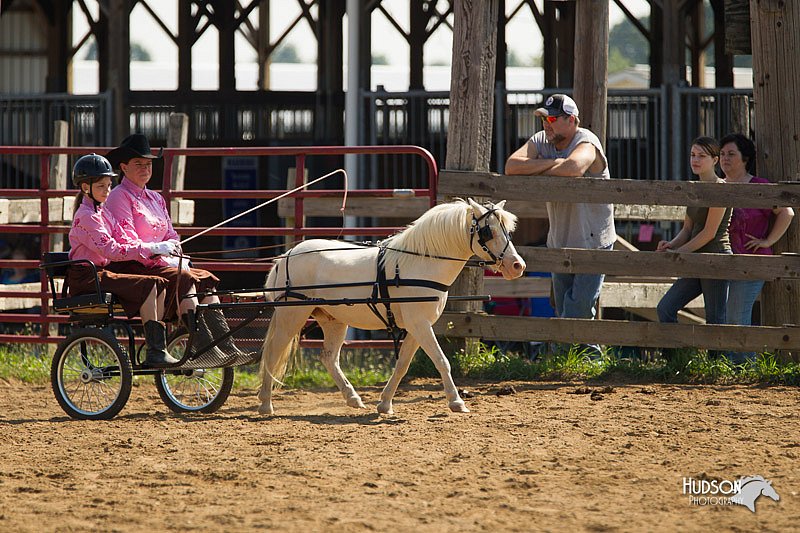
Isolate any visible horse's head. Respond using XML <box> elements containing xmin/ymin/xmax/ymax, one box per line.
<box><xmin>761</xmin><ymin>481</ymin><xmax>780</xmax><ymax>502</ymax></box>
<box><xmin>467</xmin><ymin>198</ymin><xmax>526</xmax><ymax>279</ymax></box>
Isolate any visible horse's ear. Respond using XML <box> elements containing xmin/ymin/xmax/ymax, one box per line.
<box><xmin>495</xmin><ymin>200</ymin><xmax>507</xmax><ymax>210</ymax></box>
<box><xmin>467</xmin><ymin>198</ymin><xmax>483</xmax><ymax>214</ymax></box>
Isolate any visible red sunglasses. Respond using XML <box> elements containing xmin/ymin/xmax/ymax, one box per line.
<box><xmin>542</xmin><ymin>115</ymin><xmax>560</xmax><ymax>124</ymax></box>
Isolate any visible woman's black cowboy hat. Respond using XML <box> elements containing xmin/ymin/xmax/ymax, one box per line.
<box><xmin>105</xmin><ymin>133</ymin><xmax>163</xmax><ymax>169</ymax></box>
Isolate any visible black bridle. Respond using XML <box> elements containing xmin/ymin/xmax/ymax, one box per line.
<box><xmin>469</xmin><ymin>207</ymin><xmax>512</xmax><ymax>268</ymax></box>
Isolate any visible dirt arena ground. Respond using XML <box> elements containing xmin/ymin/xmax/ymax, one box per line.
<box><xmin>0</xmin><ymin>377</ymin><xmax>797</xmax><ymax>532</ymax></box>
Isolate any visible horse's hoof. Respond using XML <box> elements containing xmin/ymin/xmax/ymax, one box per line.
<box><xmin>377</xmin><ymin>402</ymin><xmax>394</xmax><ymax>415</ymax></box>
<box><xmin>258</xmin><ymin>403</ymin><xmax>274</xmax><ymax>416</ymax></box>
<box><xmin>449</xmin><ymin>401</ymin><xmax>470</xmax><ymax>413</ymax></box>
<box><xmin>347</xmin><ymin>396</ymin><xmax>367</xmax><ymax>409</ymax></box>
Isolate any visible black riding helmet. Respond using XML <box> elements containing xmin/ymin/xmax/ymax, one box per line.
<box><xmin>72</xmin><ymin>154</ymin><xmax>118</xmax><ymax>210</ymax></box>
<box><xmin>72</xmin><ymin>153</ymin><xmax>118</xmax><ymax>187</ymax></box>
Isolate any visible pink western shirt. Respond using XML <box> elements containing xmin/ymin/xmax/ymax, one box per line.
<box><xmin>104</xmin><ymin>178</ymin><xmax>180</xmax><ymax>268</ymax></box>
<box><xmin>729</xmin><ymin>176</ymin><xmax>774</xmax><ymax>256</ymax></box>
<box><xmin>68</xmin><ymin>197</ymin><xmax>151</xmax><ymax>267</ymax></box>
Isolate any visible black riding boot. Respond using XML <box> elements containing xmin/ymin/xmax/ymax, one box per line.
<box><xmin>202</xmin><ymin>308</ymin><xmax>249</xmax><ymax>358</ymax></box>
<box><xmin>144</xmin><ymin>320</ymin><xmax>179</xmax><ymax>367</ymax></box>
<box><xmin>187</xmin><ymin>313</ymin><xmax>231</xmax><ymax>363</ymax></box>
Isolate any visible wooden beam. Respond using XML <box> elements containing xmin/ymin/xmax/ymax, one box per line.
<box><xmin>444</xmin><ymin>0</ymin><xmax>499</xmax><ymax>336</ymax></box>
<box><xmin>438</xmin><ymin>170</ymin><xmax>800</xmax><ymax>208</ymax></box>
<box><xmin>516</xmin><ymin>246</ymin><xmax>800</xmax><ymax>281</ymax></box>
<box><xmin>483</xmin><ymin>276</ymin><xmax>551</xmax><ymax>298</ymax></box>
<box><xmin>483</xmin><ymin>277</ymin><xmax>703</xmax><ymax>309</ymax></box>
<box><xmin>167</xmin><ymin>113</ymin><xmax>189</xmax><ymax>191</ymax></box>
<box><xmin>625</xmin><ymin>307</ymin><xmax>706</xmax><ymax>325</ymax></box>
<box><xmin>49</xmin><ymin>120</ymin><xmax>69</xmax><ymax>252</ymax></box>
<box><xmin>279</xmin><ymin>196</ymin><xmax>685</xmax><ymax>222</ymax></box>
<box><xmin>486</xmin><ymin>275</ymin><xmax>678</xmax><ymax>304</ymax></box>
<box><xmin>573</xmin><ymin>0</ymin><xmax>608</xmax><ymax>146</ymax></box>
<box><xmin>3</xmin><ymin>198</ymin><xmax>71</xmax><ymax>223</ymax></box>
<box><xmin>107</xmin><ymin>0</ymin><xmax>130</xmax><ymax>141</ymax></box>
<box><xmin>724</xmin><ymin>0</ymin><xmax>751</xmax><ymax>54</ymax></box>
<box><xmin>599</xmin><ymin>282</ymin><xmax>703</xmax><ymax>309</ymax></box>
<box><xmin>0</xmin><ymin>281</ymin><xmax>60</xmax><ymax>311</ymax></box>
<box><xmin>433</xmin><ymin>313</ymin><xmax>800</xmax><ymax>351</ymax></box>
<box><xmin>751</xmin><ymin>1</ymin><xmax>800</xmax><ymax>328</ymax></box>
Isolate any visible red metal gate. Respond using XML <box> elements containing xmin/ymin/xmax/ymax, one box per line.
<box><xmin>0</xmin><ymin>145</ymin><xmax>438</xmax><ymax>348</ymax></box>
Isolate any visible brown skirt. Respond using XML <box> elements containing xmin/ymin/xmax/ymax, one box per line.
<box><xmin>106</xmin><ymin>261</ymin><xmax>219</xmax><ymax>320</ymax></box>
<box><xmin>67</xmin><ymin>264</ymin><xmax>169</xmax><ymax>319</ymax></box>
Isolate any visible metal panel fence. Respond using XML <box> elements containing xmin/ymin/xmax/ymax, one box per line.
<box><xmin>0</xmin><ymin>92</ymin><xmax>111</xmax><ymax>188</ymax></box>
<box><xmin>0</xmin><ymin>87</ymin><xmax>756</xmax><ymax>191</ymax></box>
<box><xmin>363</xmin><ymin>85</ymin><xmax>755</xmax><ymax>184</ymax></box>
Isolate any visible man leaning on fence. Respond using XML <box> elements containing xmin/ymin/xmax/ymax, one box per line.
<box><xmin>504</xmin><ymin>95</ymin><xmax>615</xmax><ymax>355</ymax></box>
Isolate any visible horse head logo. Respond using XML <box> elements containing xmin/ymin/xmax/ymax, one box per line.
<box><xmin>731</xmin><ymin>476</ymin><xmax>780</xmax><ymax>513</ymax></box>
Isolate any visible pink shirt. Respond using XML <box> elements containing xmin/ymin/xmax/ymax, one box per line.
<box><xmin>69</xmin><ymin>197</ymin><xmax>151</xmax><ymax>267</ymax></box>
<box><xmin>104</xmin><ymin>178</ymin><xmax>180</xmax><ymax>267</ymax></box>
<box><xmin>729</xmin><ymin>176</ymin><xmax>774</xmax><ymax>256</ymax></box>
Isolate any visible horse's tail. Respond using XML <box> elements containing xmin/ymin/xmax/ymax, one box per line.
<box><xmin>258</xmin><ymin>314</ymin><xmax>299</xmax><ymax>389</ymax></box>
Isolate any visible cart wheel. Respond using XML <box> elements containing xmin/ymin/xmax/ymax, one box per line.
<box><xmin>51</xmin><ymin>329</ymin><xmax>133</xmax><ymax>420</ymax></box>
<box><xmin>154</xmin><ymin>328</ymin><xmax>234</xmax><ymax>414</ymax></box>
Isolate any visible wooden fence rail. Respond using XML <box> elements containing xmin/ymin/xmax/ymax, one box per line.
<box><xmin>436</xmin><ymin>171</ymin><xmax>800</xmax><ymax>356</ymax></box>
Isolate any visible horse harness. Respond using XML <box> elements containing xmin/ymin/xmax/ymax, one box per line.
<box><xmin>276</xmin><ymin>206</ymin><xmax>509</xmax><ymax>358</ymax></box>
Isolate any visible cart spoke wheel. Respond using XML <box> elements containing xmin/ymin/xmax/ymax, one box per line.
<box><xmin>154</xmin><ymin>330</ymin><xmax>234</xmax><ymax>414</ymax></box>
<box><xmin>51</xmin><ymin>330</ymin><xmax>132</xmax><ymax>420</ymax></box>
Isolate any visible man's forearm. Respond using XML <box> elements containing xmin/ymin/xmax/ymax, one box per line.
<box><xmin>505</xmin><ymin>157</ymin><xmax>558</xmax><ymax>176</ymax></box>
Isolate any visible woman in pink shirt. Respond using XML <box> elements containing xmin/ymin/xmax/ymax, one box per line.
<box><xmin>721</xmin><ymin>133</ymin><xmax>794</xmax><ymax>363</ymax></box>
<box><xmin>104</xmin><ymin>134</ymin><xmax>245</xmax><ymax>359</ymax></box>
<box><xmin>68</xmin><ymin>154</ymin><xmax>178</xmax><ymax>367</ymax></box>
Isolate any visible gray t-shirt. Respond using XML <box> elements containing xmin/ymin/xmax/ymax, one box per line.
<box><xmin>531</xmin><ymin>128</ymin><xmax>616</xmax><ymax>249</ymax></box>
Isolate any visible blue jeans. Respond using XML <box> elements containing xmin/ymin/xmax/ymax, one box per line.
<box><xmin>657</xmin><ymin>277</ymin><xmax>729</xmax><ymax>324</ymax></box>
<box><xmin>726</xmin><ymin>279</ymin><xmax>764</xmax><ymax>326</ymax></box>
<box><xmin>725</xmin><ymin>279</ymin><xmax>765</xmax><ymax>363</ymax></box>
<box><xmin>552</xmin><ymin>272</ymin><xmax>605</xmax><ymax>319</ymax></box>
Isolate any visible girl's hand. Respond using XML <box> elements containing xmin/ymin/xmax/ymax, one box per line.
<box><xmin>656</xmin><ymin>240</ymin><xmax>671</xmax><ymax>252</ymax></box>
<box><xmin>744</xmin><ymin>233</ymin><xmax>770</xmax><ymax>252</ymax></box>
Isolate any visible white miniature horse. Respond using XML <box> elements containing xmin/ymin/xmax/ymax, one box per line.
<box><xmin>257</xmin><ymin>198</ymin><xmax>526</xmax><ymax>415</ymax></box>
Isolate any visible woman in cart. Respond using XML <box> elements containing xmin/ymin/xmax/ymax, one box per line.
<box><xmin>68</xmin><ymin>153</ymin><xmax>178</xmax><ymax>366</ymax></box>
<box><xmin>103</xmin><ymin>134</ymin><xmax>246</xmax><ymax>358</ymax></box>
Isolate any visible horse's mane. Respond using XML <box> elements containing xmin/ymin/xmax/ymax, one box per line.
<box><xmin>382</xmin><ymin>199</ymin><xmax>517</xmax><ymax>271</ymax></box>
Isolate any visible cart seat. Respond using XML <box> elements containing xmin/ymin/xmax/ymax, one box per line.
<box><xmin>40</xmin><ymin>252</ymin><xmax>123</xmax><ymax>317</ymax></box>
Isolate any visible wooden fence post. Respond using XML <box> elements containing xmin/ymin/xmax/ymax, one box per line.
<box><xmin>751</xmin><ymin>1</ymin><xmax>800</xmax><ymax>348</ymax></box>
<box><xmin>167</xmin><ymin>113</ymin><xmax>188</xmax><ymax>191</ymax></box>
<box><xmin>572</xmin><ymin>0</ymin><xmax>609</xmax><ymax>147</ymax></box>
<box><xmin>49</xmin><ymin>120</ymin><xmax>69</xmax><ymax>252</ymax></box>
<box><xmin>443</xmin><ymin>0</ymin><xmax>499</xmax><ymax>354</ymax></box>
<box><xmin>730</xmin><ymin>95</ymin><xmax>750</xmax><ymax>137</ymax></box>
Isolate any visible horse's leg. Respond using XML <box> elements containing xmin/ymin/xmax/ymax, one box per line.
<box><xmin>315</xmin><ymin>314</ymin><xmax>366</xmax><ymax>409</ymax></box>
<box><xmin>406</xmin><ymin>322</ymin><xmax>469</xmax><ymax>413</ymax></box>
<box><xmin>257</xmin><ymin>308</ymin><xmax>309</xmax><ymax>415</ymax></box>
<box><xmin>377</xmin><ymin>337</ymin><xmax>420</xmax><ymax>415</ymax></box>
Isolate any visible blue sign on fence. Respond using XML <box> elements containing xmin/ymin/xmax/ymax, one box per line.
<box><xmin>222</xmin><ymin>156</ymin><xmax>258</xmax><ymax>258</ymax></box>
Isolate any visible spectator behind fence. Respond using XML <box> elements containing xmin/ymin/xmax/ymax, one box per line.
<box><xmin>656</xmin><ymin>137</ymin><xmax>731</xmax><ymax>332</ymax></box>
<box><xmin>720</xmin><ymin>133</ymin><xmax>794</xmax><ymax>363</ymax></box>
<box><xmin>0</xmin><ymin>247</ymin><xmax>40</xmax><ymax>285</ymax></box>
<box><xmin>67</xmin><ymin>153</ymin><xmax>177</xmax><ymax>366</ymax></box>
<box><xmin>505</xmin><ymin>94</ymin><xmax>615</xmax><ymax>358</ymax></box>
<box><xmin>104</xmin><ymin>133</ymin><xmax>246</xmax><ymax>359</ymax></box>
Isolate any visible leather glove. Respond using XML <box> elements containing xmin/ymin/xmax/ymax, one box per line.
<box><xmin>145</xmin><ymin>240</ymin><xmax>177</xmax><ymax>256</ymax></box>
<box><xmin>163</xmin><ymin>255</ymin><xmax>191</xmax><ymax>270</ymax></box>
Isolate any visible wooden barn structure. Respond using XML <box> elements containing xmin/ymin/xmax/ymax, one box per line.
<box><xmin>0</xmin><ymin>1</ymin><xmax>754</xmax><ymax>162</ymax></box>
